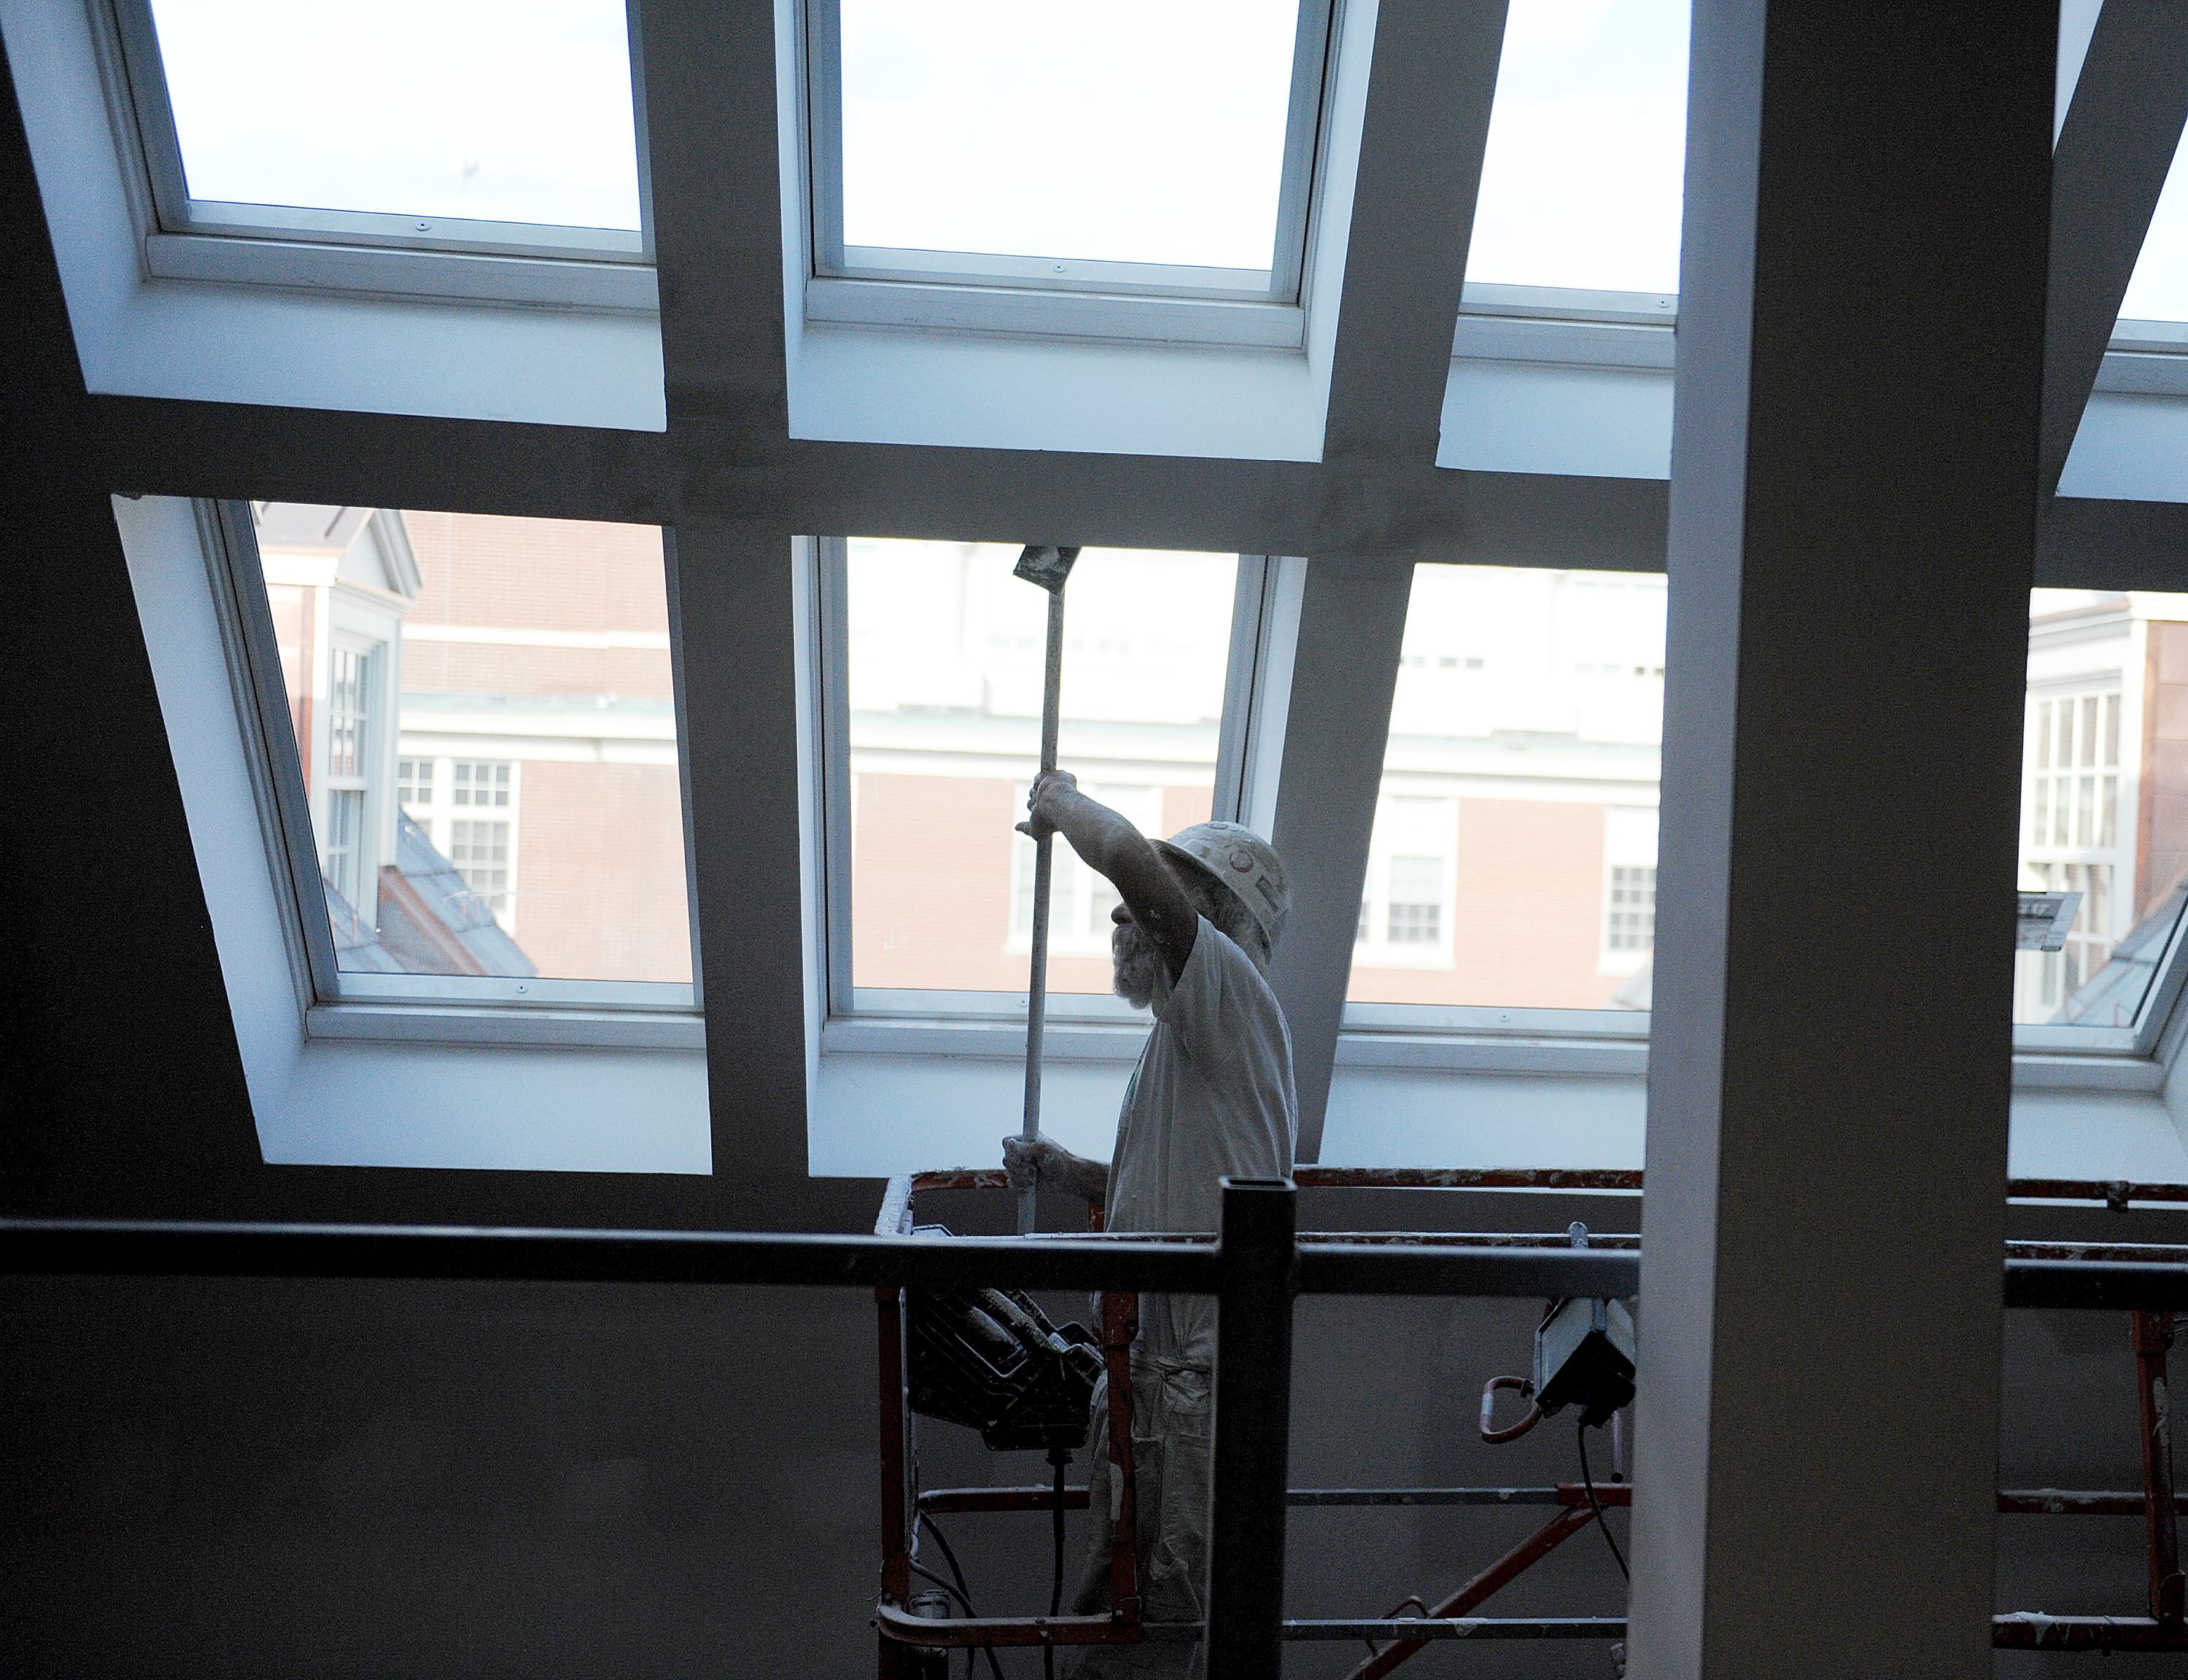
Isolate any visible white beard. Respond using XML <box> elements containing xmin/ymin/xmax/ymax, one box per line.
<box><xmin>1112</xmin><ymin>919</ymin><xmax>1172</xmax><ymax>1013</ymax></box>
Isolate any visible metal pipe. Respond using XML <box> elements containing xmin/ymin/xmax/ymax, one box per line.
<box><xmin>2133</xmin><ymin>1311</ymin><xmax>2184</xmax><ymax>1622</ymax></box>
<box><xmin>1344</xmin><ymin>1504</ymin><xmax>1599</xmax><ymax>1680</ymax></box>
<box><xmin>7</xmin><ymin>1219</ymin><xmax>2188</xmax><ymax>1309</ymax></box>
<box><xmin>1102</xmin><ymin>1285</ymin><xmax>1143</xmax><ymax>1625</ymax></box>
<box><xmin>1206</xmin><ymin>1180</ymin><xmax>1297</xmax><ymax>1679</ymax></box>
<box><xmin>1289</xmin><ymin>1618</ymin><xmax>1626</xmax><ymax>1641</ymax></box>
<box><xmin>913</xmin><ymin>1164</ymin><xmax>2188</xmax><ymax>1205</ymax></box>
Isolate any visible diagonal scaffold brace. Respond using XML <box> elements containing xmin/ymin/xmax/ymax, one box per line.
<box><xmin>1013</xmin><ymin>544</ymin><xmax>1081</xmax><ymax>1236</ymax></box>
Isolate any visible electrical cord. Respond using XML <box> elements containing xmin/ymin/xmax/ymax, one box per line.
<box><xmin>1047</xmin><ymin>1450</ymin><xmax>1070</xmax><ymax>1680</ymax></box>
<box><xmin>917</xmin><ymin>1513</ymin><xmax>1007</xmax><ymax>1680</ymax></box>
<box><xmin>1577</xmin><ymin>1419</ymin><xmax>1629</xmax><ymax>1582</ymax></box>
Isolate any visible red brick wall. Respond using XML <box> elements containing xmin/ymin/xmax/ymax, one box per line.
<box><xmin>1351</xmin><ymin>799</ymin><xmax>1618</xmax><ymax>1009</ymax></box>
<box><xmin>400</xmin><ymin>512</ymin><xmax>667</xmax><ymax>636</ymax></box>
<box><xmin>853</xmin><ymin>774</ymin><xmax>1205</xmax><ymax>996</ymax></box>
<box><xmin>508</xmin><ymin>761</ymin><xmax>691</xmax><ymax>984</ymax></box>
<box><xmin>399</xmin><ymin>643</ymin><xmax>674</xmax><ymax>702</ymax></box>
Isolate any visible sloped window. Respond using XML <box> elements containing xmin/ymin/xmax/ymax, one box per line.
<box><xmin>2120</xmin><ymin>131</ymin><xmax>2188</xmax><ymax>326</ymax></box>
<box><xmin>824</xmin><ymin>539</ymin><xmax>1245</xmax><ymax>1017</ymax></box>
<box><xmin>1462</xmin><ymin>0</ymin><xmax>1688</xmax><ymax>320</ymax></box>
<box><xmin>226</xmin><ymin>502</ymin><xmax>694</xmax><ymax>1006</ymax></box>
<box><xmin>2015</xmin><ymin>594</ymin><xmax>2188</xmax><ymax>1046</ymax></box>
<box><xmin>115</xmin><ymin>1</ymin><xmax>646</xmax><ymax>260</ymax></box>
<box><xmin>1346</xmin><ymin>565</ymin><xmax>1667</xmax><ymax>1019</ymax></box>
<box><xmin>808</xmin><ymin>0</ymin><xmax>1330</xmax><ymax>305</ymax></box>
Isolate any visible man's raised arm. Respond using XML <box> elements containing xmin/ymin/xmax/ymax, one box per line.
<box><xmin>1018</xmin><ymin>769</ymin><xmax>1199</xmax><ymax>982</ymax></box>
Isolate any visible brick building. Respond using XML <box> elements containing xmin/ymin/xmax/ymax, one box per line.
<box><xmin>258</xmin><ymin>504</ymin><xmax>689</xmax><ymax>985</ymax></box>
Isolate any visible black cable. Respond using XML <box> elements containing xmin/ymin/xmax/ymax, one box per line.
<box><xmin>1047</xmin><ymin>1450</ymin><xmax>1069</xmax><ymax>1680</ymax></box>
<box><xmin>1577</xmin><ymin>1419</ymin><xmax>1629</xmax><ymax>1582</ymax></box>
<box><xmin>917</xmin><ymin>1513</ymin><xmax>1007</xmax><ymax>1680</ymax></box>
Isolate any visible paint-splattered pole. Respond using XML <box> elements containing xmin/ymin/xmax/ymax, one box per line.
<box><xmin>1013</xmin><ymin>545</ymin><xmax>1079</xmax><ymax>1236</ymax></box>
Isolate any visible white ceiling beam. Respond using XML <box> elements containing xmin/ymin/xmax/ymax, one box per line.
<box><xmin>1265</xmin><ymin>557</ymin><xmax>1414</xmax><ymax>1163</ymax></box>
<box><xmin>82</xmin><ymin>392</ymin><xmax>1672</xmax><ymax>567</ymax></box>
<box><xmin>670</xmin><ymin>521</ymin><xmax>818</xmax><ymax>1198</ymax></box>
<box><xmin>639</xmin><ymin>0</ymin><xmax>791</xmax><ymax>436</ymax></box>
<box><xmin>1321</xmin><ymin>0</ymin><xmax>1510</xmax><ymax>470</ymax></box>
<box><xmin>2041</xmin><ymin>0</ymin><xmax>2188</xmax><ymax>497</ymax></box>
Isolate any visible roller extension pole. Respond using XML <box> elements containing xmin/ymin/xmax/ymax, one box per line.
<box><xmin>1013</xmin><ymin>546</ymin><xmax>1079</xmax><ymax>1236</ymax></box>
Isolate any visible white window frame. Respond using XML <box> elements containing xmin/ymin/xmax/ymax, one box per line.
<box><xmin>799</xmin><ymin>0</ymin><xmax>1338</xmax><ymax>349</ymax></box>
<box><xmin>198</xmin><ymin>499</ymin><xmax>703</xmax><ymax>1038</ymax></box>
<box><xmin>91</xmin><ymin>0</ymin><xmax>659</xmax><ymax>312</ymax></box>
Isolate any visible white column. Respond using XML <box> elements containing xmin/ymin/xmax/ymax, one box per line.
<box><xmin>1629</xmin><ymin>4</ymin><xmax>2052</xmax><ymax>1675</ymax></box>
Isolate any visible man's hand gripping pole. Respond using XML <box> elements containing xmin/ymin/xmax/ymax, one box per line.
<box><xmin>1013</xmin><ymin>544</ymin><xmax>1079</xmax><ymax>1235</ymax></box>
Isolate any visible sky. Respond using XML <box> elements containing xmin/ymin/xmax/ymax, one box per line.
<box><xmin>839</xmin><ymin>0</ymin><xmax>1300</xmax><ymax>271</ymax></box>
<box><xmin>150</xmin><ymin>0</ymin><xmax>641</xmax><ymax>228</ymax></box>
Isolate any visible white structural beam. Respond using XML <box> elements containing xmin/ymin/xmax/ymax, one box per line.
<box><xmin>637</xmin><ymin>0</ymin><xmax>789</xmax><ymax>435</ymax></box>
<box><xmin>1322</xmin><ymin>0</ymin><xmax>1510</xmax><ymax>478</ymax></box>
<box><xmin>1266</xmin><ymin>559</ymin><xmax>1414</xmax><ymax>1163</ymax></box>
<box><xmin>1269</xmin><ymin>0</ymin><xmax>1509</xmax><ymax>1159</ymax></box>
<box><xmin>1629</xmin><ymin>4</ymin><xmax>2050</xmax><ymax>1676</ymax></box>
<box><xmin>2041</xmin><ymin>0</ymin><xmax>2188</xmax><ymax>497</ymax></box>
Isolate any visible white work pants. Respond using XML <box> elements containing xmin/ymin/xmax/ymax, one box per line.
<box><xmin>1062</xmin><ymin>1359</ymin><xmax>1212</xmax><ymax>1679</ymax></box>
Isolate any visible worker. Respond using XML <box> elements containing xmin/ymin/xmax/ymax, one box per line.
<box><xmin>1003</xmin><ymin>769</ymin><xmax>1296</xmax><ymax>1674</ymax></box>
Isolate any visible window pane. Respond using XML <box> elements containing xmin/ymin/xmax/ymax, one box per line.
<box><xmin>2017</xmin><ymin>591</ymin><xmax>2188</xmax><ymax>1027</ymax></box>
<box><xmin>2122</xmin><ymin>122</ymin><xmax>2188</xmax><ymax>322</ymax></box>
<box><xmin>148</xmin><ymin>0</ymin><xmax>641</xmax><ymax>230</ymax></box>
<box><xmin>1348</xmin><ymin>565</ymin><xmax>1666</xmax><ymax>1008</ymax></box>
<box><xmin>837</xmin><ymin>0</ymin><xmax>1302</xmax><ymax>272</ymax></box>
<box><xmin>845</xmin><ymin>541</ymin><xmax>1238</xmax><ymax>999</ymax></box>
<box><xmin>253</xmin><ymin>506</ymin><xmax>690</xmax><ymax>983</ymax></box>
<box><xmin>1465</xmin><ymin>0</ymin><xmax>1689</xmax><ymax>293</ymax></box>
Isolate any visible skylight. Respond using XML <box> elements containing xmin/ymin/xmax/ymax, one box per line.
<box><xmin>2120</xmin><ymin>127</ymin><xmax>2188</xmax><ymax>324</ymax></box>
<box><xmin>1465</xmin><ymin>0</ymin><xmax>1688</xmax><ymax>300</ymax></box>
<box><xmin>128</xmin><ymin>0</ymin><xmax>644</xmax><ymax>252</ymax></box>
<box><xmin>811</xmin><ymin>0</ymin><xmax>1328</xmax><ymax>300</ymax></box>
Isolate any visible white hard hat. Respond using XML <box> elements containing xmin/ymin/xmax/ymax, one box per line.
<box><xmin>1156</xmin><ymin>822</ymin><xmax>1289</xmax><ymax>952</ymax></box>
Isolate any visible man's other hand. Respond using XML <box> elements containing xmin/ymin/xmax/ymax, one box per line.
<box><xmin>1003</xmin><ymin>1132</ymin><xmax>1109</xmax><ymax>1202</ymax></box>
<box><xmin>1003</xmin><ymin>1132</ymin><xmax>1066</xmax><ymax>1191</ymax></box>
<box><xmin>1015</xmin><ymin>769</ymin><xmax>1079</xmax><ymax>842</ymax></box>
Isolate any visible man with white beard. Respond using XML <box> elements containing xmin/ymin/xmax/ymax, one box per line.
<box><xmin>1002</xmin><ymin>769</ymin><xmax>1296</xmax><ymax>1675</ymax></box>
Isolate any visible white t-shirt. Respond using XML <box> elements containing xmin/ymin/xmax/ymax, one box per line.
<box><xmin>1107</xmin><ymin>916</ymin><xmax>1297</xmax><ymax>1368</ymax></box>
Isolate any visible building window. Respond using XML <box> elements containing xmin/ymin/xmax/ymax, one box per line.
<box><xmin>2030</xmin><ymin>691</ymin><xmax>2119</xmax><ymax>850</ymax></box>
<box><xmin>327</xmin><ymin>644</ymin><xmax>372</xmax><ymax>779</ymax></box>
<box><xmin>1386</xmin><ymin>855</ymin><xmax>1443</xmax><ymax>944</ymax></box>
<box><xmin>449</xmin><ymin>820</ymin><xmax>513</xmax><ymax>917</ymax></box>
<box><xmin>321</xmin><ymin>642</ymin><xmax>379</xmax><ymax>907</ymax></box>
<box><xmin>397</xmin><ymin>757</ymin><xmax>433</xmax><ymax>808</ymax></box>
<box><xmin>2017</xmin><ymin>680</ymin><xmax>2133</xmax><ymax>1027</ymax></box>
<box><xmin>1607</xmin><ymin>865</ymin><xmax>1656</xmax><ymax>951</ymax></box>
<box><xmin>325</xmin><ymin>787</ymin><xmax>367</xmax><ymax>909</ymax></box>
<box><xmin>452</xmin><ymin>759</ymin><xmax>512</xmax><ymax>809</ymax></box>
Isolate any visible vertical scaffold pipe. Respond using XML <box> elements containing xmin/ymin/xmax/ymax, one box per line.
<box><xmin>1206</xmin><ymin>1178</ymin><xmax>1297</xmax><ymax>1676</ymax></box>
